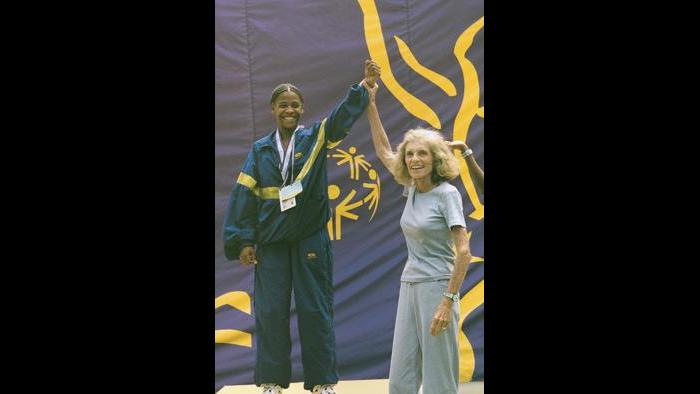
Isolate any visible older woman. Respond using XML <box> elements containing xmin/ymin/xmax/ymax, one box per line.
<box><xmin>362</xmin><ymin>77</ymin><xmax>472</xmax><ymax>394</ymax></box>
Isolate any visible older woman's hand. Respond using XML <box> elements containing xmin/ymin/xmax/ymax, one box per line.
<box><xmin>363</xmin><ymin>80</ymin><xmax>379</xmax><ymax>103</ymax></box>
<box><xmin>430</xmin><ymin>299</ymin><xmax>454</xmax><ymax>336</ymax></box>
<box><xmin>447</xmin><ymin>140</ymin><xmax>468</xmax><ymax>153</ymax></box>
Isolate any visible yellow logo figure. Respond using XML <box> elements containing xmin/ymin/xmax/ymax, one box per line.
<box><xmin>215</xmin><ymin>291</ymin><xmax>253</xmax><ymax>347</ymax></box>
<box><xmin>362</xmin><ymin>169</ymin><xmax>381</xmax><ymax>221</ymax></box>
<box><xmin>331</xmin><ymin>146</ymin><xmax>372</xmax><ymax>180</ymax></box>
<box><xmin>358</xmin><ymin>0</ymin><xmax>484</xmax><ymax>221</ymax></box>
<box><xmin>326</xmin><ymin>145</ymin><xmax>382</xmax><ymax>240</ymax></box>
<box><xmin>327</xmin><ymin>185</ymin><xmax>363</xmax><ymax>241</ymax></box>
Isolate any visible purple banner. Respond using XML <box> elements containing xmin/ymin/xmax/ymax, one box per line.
<box><xmin>215</xmin><ymin>0</ymin><xmax>484</xmax><ymax>390</ymax></box>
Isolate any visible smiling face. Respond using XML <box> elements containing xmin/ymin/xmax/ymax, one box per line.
<box><xmin>271</xmin><ymin>91</ymin><xmax>304</xmax><ymax>133</ymax></box>
<box><xmin>404</xmin><ymin>141</ymin><xmax>434</xmax><ymax>183</ymax></box>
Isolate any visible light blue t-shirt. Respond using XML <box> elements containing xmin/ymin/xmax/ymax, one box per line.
<box><xmin>400</xmin><ymin>182</ymin><xmax>466</xmax><ymax>282</ymax></box>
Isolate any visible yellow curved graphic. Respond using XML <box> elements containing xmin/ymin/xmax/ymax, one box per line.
<box><xmin>358</xmin><ymin>0</ymin><xmax>442</xmax><ymax>129</ymax></box>
<box><xmin>465</xmin><ymin>230</ymin><xmax>484</xmax><ymax>263</ymax></box>
<box><xmin>458</xmin><ymin>280</ymin><xmax>484</xmax><ymax>381</ymax></box>
<box><xmin>452</xmin><ymin>17</ymin><xmax>484</xmax><ymax>220</ymax></box>
<box><xmin>215</xmin><ymin>291</ymin><xmax>252</xmax><ymax>347</ymax></box>
<box><xmin>215</xmin><ymin>291</ymin><xmax>251</xmax><ymax>314</ymax></box>
<box><xmin>394</xmin><ymin>35</ymin><xmax>457</xmax><ymax>97</ymax></box>
<box><xmin>215</xmin><ymin>329</ymin><xmax>252</xmax><ymax>347</ymax></box>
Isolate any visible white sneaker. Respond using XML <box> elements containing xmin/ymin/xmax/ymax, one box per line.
<box><xmin>261</xmin><ymin>383</ymin><xmax>283</xmax><ymax>394</ymax></box>
<box><xmin>312</xmin><ymin>384</ymin><xmax>335</xmax><ymax>394</ymax></box>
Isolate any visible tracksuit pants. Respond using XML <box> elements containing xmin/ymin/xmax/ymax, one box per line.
<box><xmin>389</xmin><ymin>280</ymin><xmax>460</xmax><ymax>394</ymax></box>
<box><xmin>253</xmin><ymin>229</ymin><xmax>337</xmax><ymax>391</ymax></box>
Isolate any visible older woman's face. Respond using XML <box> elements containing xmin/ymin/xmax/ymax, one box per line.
<box><xmin>404</xmin><ymin>141</ymin><xmax>434</xmax><ymax>182</ymax></box>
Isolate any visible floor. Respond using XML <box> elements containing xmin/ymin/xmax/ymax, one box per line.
<box><xmin>217</xmin><ymin>379</ymin><xmax>484</xmax><ymax>393</ymax></box>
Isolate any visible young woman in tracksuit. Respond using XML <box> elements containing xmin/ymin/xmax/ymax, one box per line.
<box><xmin>223</xmin><ymin>60</ymin><xmax>380</xmax><ymax>394</ymax></box>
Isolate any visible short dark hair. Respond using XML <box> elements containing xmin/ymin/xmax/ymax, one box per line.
<box><xmin>270</xmin><ymin>83</ymin><xmax>304</xmax><ymax>104</ymax></box>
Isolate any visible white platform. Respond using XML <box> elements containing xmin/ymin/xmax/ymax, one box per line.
<box><xmin>218</xmin><ymin>379</ymin><xmax>484</xmax><ymax>393</ymax></box>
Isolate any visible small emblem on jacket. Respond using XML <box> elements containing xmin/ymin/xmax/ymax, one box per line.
<box><xmin>306</xmin><ymin>252</ymin><xmax>317</xmax><ymax>260</ymax></box>
<box><xmin>295</xmin><ymin>152</ymin><xmax>303</xmax><ymax>160</ymax></box>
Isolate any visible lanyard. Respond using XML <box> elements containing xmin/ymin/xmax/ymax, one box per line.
<box><xmin>275</xmin><ymin>127</ymin><xmax>299</xmax><ymax>186</ymax></box>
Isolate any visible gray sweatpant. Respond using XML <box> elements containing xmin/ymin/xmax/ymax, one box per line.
<box><xmin>389</xmin><ymin>280</ymin><xmax>459</xmax><ymax>394</ymax></box>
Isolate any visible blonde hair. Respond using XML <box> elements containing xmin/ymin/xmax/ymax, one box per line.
<box><xmin>391</xmin><ymin>128</ymin><xmax>460</xmax><ymax>185</ymax></box>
